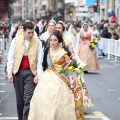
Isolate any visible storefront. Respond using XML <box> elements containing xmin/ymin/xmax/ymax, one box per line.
<box><xmin>0</xmin><ymin>0</ymin><xmax>8</xmax><ymax>20</ymax></box>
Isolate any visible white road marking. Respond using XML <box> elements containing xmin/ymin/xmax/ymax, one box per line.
<box><xmin>85</xmin><ymin>114</ymin><xmax>102</xmax><ymax>118</ymax></box>
<box><xmin>0</xmin><ymin>83</ymin><xmax>6</xmax><ymax>85</ymax></box>
<box><xmin>102</xmin><ymin>117</ymin><xmax>110</xmax><ymax>120</ymax></box>
<box><xmin>93</xmin><ymin>111</ymin><xmax>110</xmax><ymax>120</ymax></box>
<box><xmin>108</xmin><ymin>89</ymin><xmax>116</xmax><ymax>92</ymax></box>
<box><xmin>0</xmin><ymin>91</ymin><xmax>5</xmax><ymax>93</ymax></box>
<box><xmin>0</xmin><ymin>101</ymin><xmax>2</xmax><ymax>103</ymax></box>
<box><xmin>0</xmin><ymin>77</ymin><xmax>6</xmax><ymax>80</ymax></box>
<box><xmin>0</xmin><ymin>117</ymin><xmax>17</xmax><ymax>120</ymax></box>
<box><xmin>93</xmin><ymin>111</ymin><xmax>105</xmax><ymax>117</ymax></box>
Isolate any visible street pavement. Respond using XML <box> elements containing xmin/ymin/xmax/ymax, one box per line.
<box><xmin>84</xmin><ymin>57</ymin><xmax>120</xmax><ymax>120</ymax></box>
<box><xmin>0</xmin><ymin>42</ymin><xmax>120</xmax><ymax>120</ymax></box>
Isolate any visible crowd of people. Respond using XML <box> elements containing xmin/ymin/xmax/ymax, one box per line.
<box><xmin>0</xmin><ymin>17</ymin><xmax>118</xmax><ymax>120</ymax></box>
<box><xmin>0</xmin><ymin>20</ymin><xmax>10</xmax><ymax>60</ymax></box>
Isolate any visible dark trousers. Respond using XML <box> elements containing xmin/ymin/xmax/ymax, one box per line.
<box><xmin>13</xmin><ymin>70</ymin><xmax>35</xmax><ymax>120</ymax></box>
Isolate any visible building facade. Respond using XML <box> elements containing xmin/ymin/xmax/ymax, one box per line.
<box><xmin>100</xmin><ymin>0</ymin><xmax>118</xmax><ymax>21</ymax></box>
<box><xmin>38</xmin><ymin>0</ymin><xmax>65</xmax><ymax>21</ymax></box>
<box><xmin>64</xmin><ymin>0</ymin><xmax>88</xmax><ymax>21</ymax></box>
<box><xmin>0</xmin><ymin>0</ymin><xmax>15</xmax><ymax>20</ymax></box>
<box><xmin>21</xmin><ymin>0</ymin><xmax>42</xmax><ymax>20</ymax></box>
<box><xmin>0</xmin><ymin>0</ymin><xmax>9</xmax><ymax>20</ymax></box>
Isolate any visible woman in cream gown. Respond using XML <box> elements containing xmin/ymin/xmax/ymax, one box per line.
<box><xmin>28</xmin><ymin>30</ymin><xmax>84</xmax><ymax>120</ymax></box>
<box><xmin>78</xmin><ymin>23</ymin><xmax>100</xmax><ymax>71</ymax></box>
<box><xmin>56</xmin><ymin>21</ymin><xmax>93</xmax><ymax>109</ymax></box>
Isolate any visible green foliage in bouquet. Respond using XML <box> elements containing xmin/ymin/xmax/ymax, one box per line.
<box><xmin>59</xmin><ymin>58</ymin><xmax>87</xmax><ymax>76</ymax></box>
<box><xmin>89</xmin><ymin>38</ymin><xmax>99</xmax><ymax>50</ymax></box>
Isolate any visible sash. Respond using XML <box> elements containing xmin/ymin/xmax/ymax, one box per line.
<box><xmin>47</xmin><ymin>50</ymin><xmax>82</xmax><ymax>101</ymax></box>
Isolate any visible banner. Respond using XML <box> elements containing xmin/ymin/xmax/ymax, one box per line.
<box><xmin>101</xmin><ymin>0</ymin><xmax>105</xmax><ymax>4</ymax></box>
<box><xmin>86</xmin><ymin>0</ymin><xmax>97</xmax><ymax>7</ymax></box>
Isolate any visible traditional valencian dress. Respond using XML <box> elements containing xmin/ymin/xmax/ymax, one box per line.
<box><xmin>63</xmin><ymin>36</ymin><xmax>73</xmax><ymax>53</ymax></box>
<box><xmin>78</xmin><ymin>31</ymin><xmax>100</xmax><ymax>71</ymax></box>
<box><xmin>28</xmin><ymin>46</ymin><xmax>93</xmax><ymax>120</ymax></box>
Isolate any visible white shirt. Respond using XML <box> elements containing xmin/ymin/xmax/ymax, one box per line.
<box><xmin>7</xmin><ymin>38</ymin><xmax>43</xmax><ymax>77</ymax></box>
<box><xmin>37</xmin><ymin>21</ymin><xmax>43</xmax><ymax>33</ymax></box>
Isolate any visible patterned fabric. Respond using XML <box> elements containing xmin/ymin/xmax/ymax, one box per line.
<box><xmin>28</xmin><ymin>48</ymin><xmax>85</xmax><ymax>120</ymax></box>
<box><xmin>12</xmin><ymin>35</ymin><xmax>40</xmax><ymax>75</ymax></box>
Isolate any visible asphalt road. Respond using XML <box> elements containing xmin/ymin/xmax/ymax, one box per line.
<box><xmin>84</xmin><ymin>57</ymin><xmax>120</xmax><ymax>120</ymax></box>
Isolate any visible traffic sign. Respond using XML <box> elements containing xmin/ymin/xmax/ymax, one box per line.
<box><xmin>76</xmin><ymin>7</ymin><xmax>88</xmax><ymax>12</ymax></box>
<box><xmin>101</xmin><ymin>0</ymin><xmax>105</xmax><ymax>4</ymax></box>
<box><xmin>76</xmin><ymin>13</ymin><xmax>88</xmax><ymax>17</ymax></box>
<box><xmin>88</xmin><ymin>7</ymin><xmax>94</xmax><ymax>13</ymax></box>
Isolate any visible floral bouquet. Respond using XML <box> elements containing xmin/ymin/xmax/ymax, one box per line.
<box><xmin>59</xmin><ymin>57</ymin><xmax>87</xmax><ymax>76</ymax></box>
<box><xmin>89</xmin><ymin>38</ymin><xmax>98</xmax><ymax>50</ymax></box>
<box><xmin>59</xmin><ymin>56</ymin><xmax>87</xmax><ymax>88</ymax></box>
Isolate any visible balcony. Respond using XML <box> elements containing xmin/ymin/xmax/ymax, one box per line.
<box><xmin>57</xmin><ymin>2</ymin><xmax>64</xmax><ymax>10</ymax></box>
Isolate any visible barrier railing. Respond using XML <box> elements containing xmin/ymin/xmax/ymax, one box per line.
<box><xmin>100</xmin><ymin>38</ymin><xmax>120</xmax><ymax>62</ymax></box>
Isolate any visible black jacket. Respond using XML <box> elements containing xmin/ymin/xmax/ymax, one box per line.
<box><xmin>102</xmin><ymin>27</ymin><xmax>111</xmax><ymax>38</ymax></box>
<box><xmin>35</xmin><ymin>26</ymin><xmax>39</xmax><ymax>37</ymax></box>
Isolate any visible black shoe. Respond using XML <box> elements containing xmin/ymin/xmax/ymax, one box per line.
<box><xmin>102</xmin><ymin>53</ymin><xmax>105</xmax><ymax>56</ymax></box>
<box><xmin>84</xmin><ymin>71</ymin><xmax>88</xmax><ymax>73</ymax></box>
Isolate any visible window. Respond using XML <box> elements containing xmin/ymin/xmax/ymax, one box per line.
<box><xmin>58</xmin><ymin>0</ymin><xmax>64</xmax><ymax>2</ymax></box>
<box><xmin>42</xmin><ymin>5</ymin><xmax>46</xmax><ymax>11</ymax></box>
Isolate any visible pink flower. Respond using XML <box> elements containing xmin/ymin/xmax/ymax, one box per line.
<box><xmin>67</xmin><ymin>60</ymin><xmax>72</xmax><ymax>63</ymax></box>
<box><xmin>69</xmin><ymin>54</ymin><xmax>74</xmax><ymax>59</ymax></box>
<box><xmin>64</xmin><ymin>66</ymin><xmax>67</xmax><ymax>70</ymax></box>
<box><xmin>62</xmin><ymin>62</ymin><xmax>66</xmax><ymax>67</ymax></box>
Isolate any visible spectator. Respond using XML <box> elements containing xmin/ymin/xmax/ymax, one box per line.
<box><xmin>110</xmin><ymin>14</ymin><xmax>117</xmax><ymax>23</ymax></box>
<box><xmin>111</xmin><ymin>32</ymin><xmax>119</xmax><ymax>40</ymax></box>
<box><xmin>102</xmin><ymin>23</ymin><xmax>111</xmax><ymax>38</ymax></box>
<box><xmin>99</xmin><ymin>19</ymin><xmax>104</xmax><ymax>30</ymax></box>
